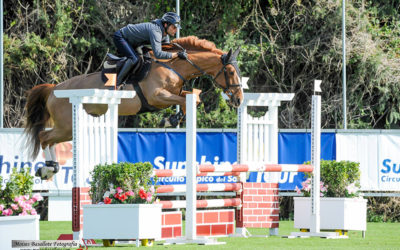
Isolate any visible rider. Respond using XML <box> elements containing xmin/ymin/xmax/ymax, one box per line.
<box><xmin>113</xmin><ymin>12</ymin><xmax>188</xmax><ymax>86</ymax></box>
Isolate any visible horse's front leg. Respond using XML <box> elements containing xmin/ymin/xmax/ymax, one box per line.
<box><xmin>153</xmin><ymin>89</ymin><xmax>202</xmax><ymax>128</ymax></box>
<box><xmin>152</xmin><ymin>88</ymin><xmax>186</xmax><ymax>107</ymax></box>
<box><xmin>178</xmin><ymin>88</ymin><xmax>202</xmax><ymax>114</ymax></box>
<box><xmin>152</xmin><ymin>89</ymin><xmax>186</xmax><ymax>127</ymax></box>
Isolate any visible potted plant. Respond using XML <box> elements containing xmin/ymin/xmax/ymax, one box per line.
<box><xmin>0</xmin><ymin>168</ymin><xmax>43</xmax><ymax>250</ymax></box>
<box><xmin>293</xmin><ymin>160</ymin><xmax>367</xmax><ymax>234</ymax></box>
<box><xmin>83</xmin><ymin>162</ymin><xmax>161</xmax><ymax>247</ymax></box>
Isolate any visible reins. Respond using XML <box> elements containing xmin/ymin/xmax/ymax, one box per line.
<box><xmin>155</xmin><ymin>43</ymin><xmax>242</xmax><ymax>94</ymax></box>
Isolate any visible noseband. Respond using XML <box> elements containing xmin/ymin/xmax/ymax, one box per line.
<box><xmin>212</xmin><ymin>58</ymin><xmax>242</xmax><ymax>93</ymax></box>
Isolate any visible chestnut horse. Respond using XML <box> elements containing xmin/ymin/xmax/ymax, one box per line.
<box><xmin>24</xmin><ymin>36</ymin><xmax>243</xmax><ymax>180</ymax></box>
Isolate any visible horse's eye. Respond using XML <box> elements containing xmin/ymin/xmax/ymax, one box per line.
<box><xmin>229</xmin><ymin>72</ymin><xmax>234</xmax><ymax>76</ymax></box>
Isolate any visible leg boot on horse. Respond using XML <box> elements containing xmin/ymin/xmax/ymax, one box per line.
<box><xmin>35</xmin><ymin>145</ymin><xmax>59</xmax><ymax>180</ymax></box>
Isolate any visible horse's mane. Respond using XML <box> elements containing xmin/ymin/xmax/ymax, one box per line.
<box><xmin>166</xmin><ymin>36</ymin><xmax>224</xmax><ymax>55</ymax></box>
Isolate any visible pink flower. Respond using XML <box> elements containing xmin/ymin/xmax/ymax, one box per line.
<box><xmin>146</xmin><ymin>192</ymin><xmax>152</xmax><ymax>202</ymax></box>
<box><xmin>295</xmin><ymin>186</ymin><xmax>301</xmax><ymax>194</ymax></box>
<box><xmin>14</xmin><ymin>196</ymin><xmax>22</xmax><ymax>203</ymax></box>
<box><xmin>346</xmin><ymin>183</ymin><xmax>358</xmax><ymax>194</ymax></box>
<box><xmin>11</xmin><ymin>204</ymin><xmax>19</xmax><ymax>211</ymax></box>
<box><xmin>23</xmin><ymin>195</ymin><xmax>30</xmax><ymax>201</ymax></box>
<box><xmin>19</xmin><ymin>210</ymin><xmax>28</xmax><ymax>216</ymax></box>
<box><xmin>27</xmin><ymin>199</ymin><xmax>35</xmax><ymax>205</ymax></box>
<box><xmin>32</xmin><ymin>193</ymin><xmax>43</xmax><ymax>202</ymax></box>
<box><xmin>116</xmin><ymin>187</ymin><xmax>123</xmax><ymax>194</ymax></box>
<box><xmin>2</xmin><ymin>208</ymin><xmax>13</xmax><ymax>216</ymax></box>
<box><xmin>302</xmin><ymin>182</ymin><xmax>311</xmax><ymax>192</ymax></box>
<box><xmin>126</xmin><ymin>190</ymin><xmax>134</xmax><ymax>196</ymax></box>
<box><xmin>150</xmin><ymin>186</ymin><xmax>155</xmax><ymax>194</ymax></box>
<box><xmin>30</xmin><ymin>209</ymin><xmax>37</xmax><ymax>215</ymax></box>
<box><xmin>0</xmin><ymin>204</ymin><xmax>4</xmax><ymax>211</ymax></box>
<box><xmin>23</xmin><ymin>203</ymin><xmax>33</xmax><ymax>211</ymax></box>
<box><xmin>18</xmin><ymin>200</ymin><xmax>25</xmax><ymax>207</ymax></box>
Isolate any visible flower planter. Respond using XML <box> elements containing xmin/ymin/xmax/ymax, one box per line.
<box><xmin>294</xmin><ymin>197</ymin><xmax>367</xmax><ymax>231</ymax></box>
<box><xmin>0</xmin><ymin>215</ymin><xmax>40</xmax><ymax>250</ymax></box>
<box><xmin>83</xmin><ymin>204</ymin><xmax>162</xmax><ymax>240</ymax></box>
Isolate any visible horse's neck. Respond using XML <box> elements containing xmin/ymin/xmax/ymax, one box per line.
<box><xmin>180</xmin><ymin>52</ymin><xmax>221</xmax><ymax>80</ymax></box>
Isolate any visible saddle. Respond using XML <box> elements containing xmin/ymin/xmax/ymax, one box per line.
<box><xmin>101</xmin><ymin>46</ymin><xmax>152</xmax><ymax>86</ymax></box>
<box><xmin>101</xmin><ymin>47</ymin><xmax>160</xmax><ymax>114</ymax></box>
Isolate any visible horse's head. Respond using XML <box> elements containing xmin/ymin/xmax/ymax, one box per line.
<box><xmin>213</xmin><ymin>48</ymin><xmax>244</xmax><ymax>108</ymax></box>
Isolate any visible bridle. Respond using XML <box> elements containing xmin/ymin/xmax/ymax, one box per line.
<box><xmin>156</xmin><ymin>44</ymin><xmax>242</xmax><ymax>95</ymax></box>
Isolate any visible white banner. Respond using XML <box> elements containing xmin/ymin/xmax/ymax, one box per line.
<box><xmin>336</xmin><ymin>132</ymin><xmax>400</xmax><ymax>191</ymax></box>
<box><xmin>0</xmin><ymin>129</ymin><xmax>73</xmax><ymax>191</ymax></box>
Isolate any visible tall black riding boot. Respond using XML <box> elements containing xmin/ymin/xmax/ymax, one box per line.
<box><xmin>116</xmin><ymin>58</ymin><xmax>137</xmax><ymax>86</ymax></box>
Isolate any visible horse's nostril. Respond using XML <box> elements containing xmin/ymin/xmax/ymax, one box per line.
<box><xmin>234</xmin><ymin>98</ymin><xmax>240</xmax><ymax>106</ymax></box>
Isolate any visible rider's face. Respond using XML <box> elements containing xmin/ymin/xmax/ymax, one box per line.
<box><xmin>166</xmin><ymin>25</ymin><xmax>177</xmax><ymax>36</ymax></box>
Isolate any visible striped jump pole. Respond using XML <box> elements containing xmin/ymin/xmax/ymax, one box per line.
<box><xmin>160</xmin><ymin>198</ymin><xmax>242</xmax><ymax>209</ymax></box>
<box><xmin>197</xmin><ymin>164</ymin><xmax>313</xmax><ymax>173</ymax></box>
<box><xmin>156</xmin><ymin>183</ymin><xmax>242</xmax><ymax>193</ymax></box>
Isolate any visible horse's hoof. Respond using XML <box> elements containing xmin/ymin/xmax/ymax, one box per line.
<box><xmin>35</xmin><ymin>166</ymin><xmax>56</xmax><ymax>180</ymax></box>
<box><xmin>159</xmin><ymin>118</ymin><xmax>172</xmax><ymax>128</ymax></box>
<box><xmin>45</xmin><ymin>161</ymin><xmax>60</xmax><ymax>173</ymax></box>
<box><xmin>159</xmin><ymin>119</ymin><xmax>165</xmax><ymax>127</ymax></box>
<box><xmin>169</xmin><ymin>116</ymin><xmax>179</xmax><ymax>128</ymax></box>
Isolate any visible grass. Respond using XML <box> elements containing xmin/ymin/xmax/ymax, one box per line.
<box><xmin>41</xmin><ymin>221</ymin><xmax>400</xmax><ymax>249</ymax></box>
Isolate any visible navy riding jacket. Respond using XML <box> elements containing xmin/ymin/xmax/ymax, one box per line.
<box><xmin>119</xmin><ymin>19</ymin><xmax>172</xmax><ymax>59</ymax></box>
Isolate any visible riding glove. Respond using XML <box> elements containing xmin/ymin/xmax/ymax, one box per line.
<box><xmin>177</xmin><ymin>51</ymin><xmax>188</xmax><ymax>60</ymax></box>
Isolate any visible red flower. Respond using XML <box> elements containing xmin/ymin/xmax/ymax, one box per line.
<box><xmin>114</xmin><ymin>193</ymin><xmax>120</xmax><ymax>199</ymax></box>
<box><xmin>119</xmin><ymin>194</ymin><xmax>127</xmax><ymax>202</ymax></box>
<box><xmin>104</xmin><ymin>197</ymin><xmax>112</xmax><ymax>204</ymax></box>
<box><xmin>139</xmin><ymin>189</ymin><xmax>147</xmax><ymax>199</ymax></box>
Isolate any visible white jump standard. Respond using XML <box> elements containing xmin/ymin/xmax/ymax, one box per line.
<box><xmin>288</xmin><ymin>80</ymin><xmax>346</xmax><ymax>239</ymax></box>
<box><xmin>53</xmin><ymin>89</ymin><xmax>135</xmax><ymax>241</ymax></box>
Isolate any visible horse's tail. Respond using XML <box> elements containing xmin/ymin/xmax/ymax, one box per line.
<box><xmin>24</xmin><ymin>84</ymin><xmax>54</xmax><ymax>159</ymax></box>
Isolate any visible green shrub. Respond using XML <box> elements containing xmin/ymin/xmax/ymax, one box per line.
<box><xmin>302</xmin><ymin>160</ymin><xmax>361</xmax><ymax>198</ymax></box>
<box><xmin>89</xmin><ymin>162</ymin><xmax>158</xmax><ymax>204</ymax></box>
<box><xmin>0</xmin><ymin>168</ymin><xmax>34</xmax><ymax>206</ymax></box>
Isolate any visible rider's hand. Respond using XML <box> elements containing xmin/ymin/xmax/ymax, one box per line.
<box><xmin>177</xmin><ymin>51</ymin><xmax>188</xmax><ymax>60</ymax></box>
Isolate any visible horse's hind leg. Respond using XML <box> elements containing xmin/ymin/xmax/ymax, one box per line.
<box><xmin>35</xmin><ymin>126</ymin><xmax>72</xmax><ymax>180</ymax></box>
<box><xmin>36</xmin><ymin>145</ymin><xmax>59</xmax><ymax>181</ymax></box>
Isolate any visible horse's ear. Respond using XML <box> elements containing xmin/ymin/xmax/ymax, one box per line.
<box><xmin>232</xmin><ymin>47</ymin><xmax>240</xmax><ymax>60</ymax></box>
<box><xmin>226</xmin><ymin>49</ymin><xmax>233</xmax><ymax>60</ymax></box>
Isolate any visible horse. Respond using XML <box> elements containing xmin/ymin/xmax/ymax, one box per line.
<box><xmin>24</xmin><ymin>36</ymin><xmax>244</xmax><ymax>180</ymax></box>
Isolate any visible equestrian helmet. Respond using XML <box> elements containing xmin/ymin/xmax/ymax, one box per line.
<box><xmin>161</xmin><ymin>12</ymin><xmax>181</xmax><ymax>28</ymax></box>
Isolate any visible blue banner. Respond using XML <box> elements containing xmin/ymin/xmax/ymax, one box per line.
<box><xmin>118</xmin><ymin>132</ymin><xmax>238</xmax><ymax>185</ymax></box>
<box><xmin>276</xmin><ymin>132</ymin><xmax>336</xmax><ymax>190</ymax></box>
<box><xmin>117</xmin><ymin>131</ymin><xmax>336</xmax><ymax>190</ymax></box>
